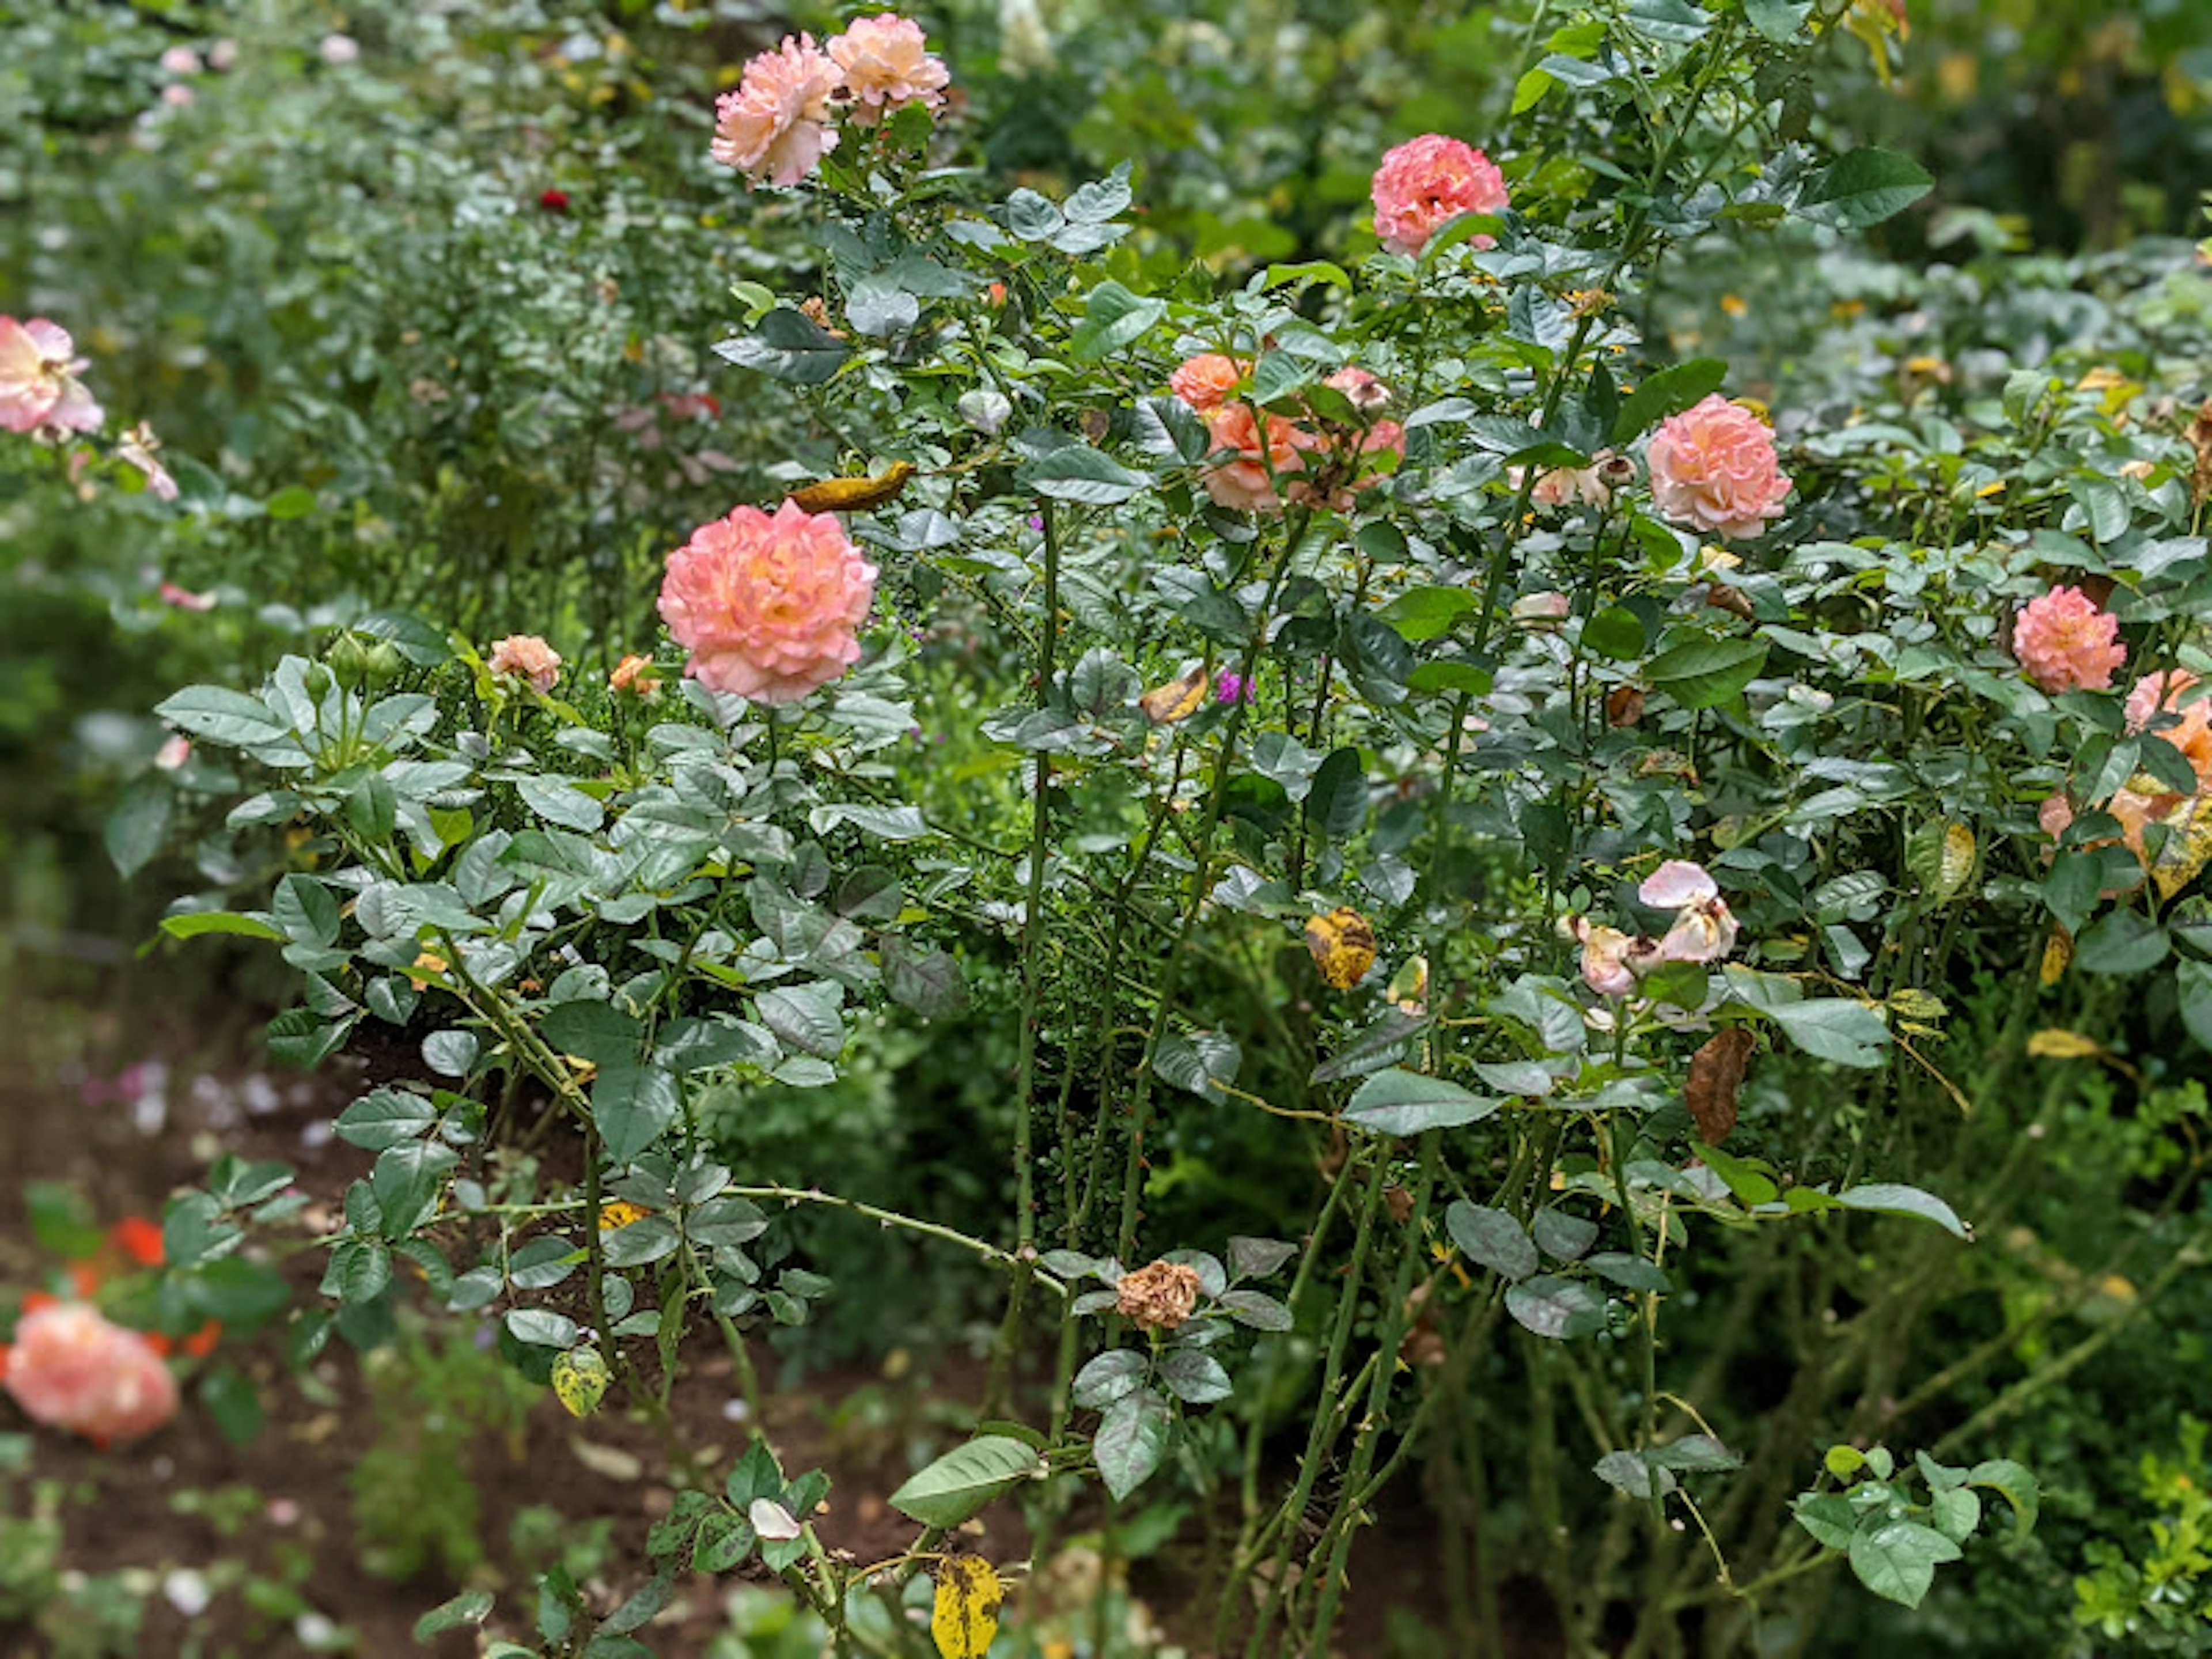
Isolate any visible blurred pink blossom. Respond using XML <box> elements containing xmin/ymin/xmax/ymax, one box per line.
<box><xmin>1646</xmin><ymin>396</ymin><xmax>1791</xmax><ymax>540</ymax></box>
<box><xmin>119</xmin><ymin>423</ymin><xmax>178</xmax><ymax>500</ymax></box>
<box><xmin>160</xmin><ymin>47</ymin><xmax>201</xmax><ymax>76</ymax></box>
<box><xmin>156</xmin><ymin>735</ymin><xmax>192</xmax><ymax>771</ymax></box>
<box><xmin>2011</xmin><ymin>586</ymin><xmax>2126</xmax><ymax>694</ymax></box>
<box><xmin>1169</xmin><ymin>353</ymin><xmax>1245</xmax><ymax>412</ymax></box>
<box><xmin>712</xmin><ymin>35</ymin><xmax>842</xmax><ymax>187</ymax></box>
<box><xmin>3</xmin><ymin>1303</ymin><xmax>179</xmax><ymax>1446</ymax></box>
<box><xmin>318</xmin><ymin>34</ymin><xmax>360</xmax><ymax>66</ymax></box>
<box><xmin>1370</xmin><ymin>134</ymin><xmax>1508</xmax><ymax>257</ymax></box>
<box><xmin>826</xmin><ymin>14</ymin><xmax>948</xmax><ymax>126</ymax></box>
<box><xmin>0</xmin><ymin>316</ymin><xmax>103</xmax><ymax>437</ymax></box>
<box><xmin>659</xmin><ymin>499</ymin><xmax>877</xmax><ymax>703</ymax></box>
<box><xmin>158</xmin><ymin>582</ymin><xmax>215</xmax><ymax>611</ymax></box>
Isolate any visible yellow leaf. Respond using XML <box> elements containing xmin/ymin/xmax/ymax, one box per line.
<box><xmin>551</xmin><ymin>1347</ymin><xmax>611</xmax><ymax>1418</ymax></box>
<box><xmin>789</xmin><ymin>461</ymin><xmax>916</xmax><ymax>514</ymax></box>
<box><xmin>1304</xmin><ymin>907</ymin><xmax>1378</xmax><ymax>991</ymax></box>
<box><xmin>2150</xmin><ymin>796</ymin><xmax>2212</xmax><ymax>902</ymax></box>
<box><xmin>931</xmin><ymin>1558</ymin><xmax>1002</xmax><ymax>1659</ymax></box>
<box><xmin>1139</xmin><ymin>666</ymin><xmax>1210</xmax><ymax>725</ymax></box>
<box><xmin>599</xmin><ymin>1200</ymin><xmax>651</xmax><ymax>1230</ymax></box>
<box><xmin>2040</xmin><ymin>926</ymin><xmax>2073</xmax><ymax>986</ymax></box>
<box><xmin>2027</xmin><ymin>1029</ymin><xmax>2104</xmax><ymax>1061</ymax></box>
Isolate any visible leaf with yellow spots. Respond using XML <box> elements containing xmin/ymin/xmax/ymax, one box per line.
<box><xmin>551</xmin><ymin>1346</ymin><xmax>611</xmax><ymax>1418</ymax></box>
<box><xmin>2027</xmin><ymin>1029</ymin><xmax>2104</xmax><ymax>1061</ymax></box>
<box><xmin>599</xmin><ymin>1200</ymin><xmax>652</xmax><ymax>1231</ymax></box>
<box><xmin>2040</xmin><ymin>926</ymin><xmax>2073</xmax><ymax>986</ymax></box>
<box><xmin>930</xmin><ymin>1558</ymin><xmax>1002</xmax><ymax>1659</ymax></box>
<box><xmin>789</xmin><ymin>461</ymin><xmax>916</xmax><ymax>514</ymax></box>
<box><xmin>2150</xmin><ymin>796</ymin><xmax>2212</xmax><ymax>902</ymax></box>
<box><xmin>1905</xmin><ymin>817</ymin><xmax>1976</xmax><ymax>906</ymax></box>
<box><xmin>1138</xmin><ymin>665</ymin><xmax>1210</xmax><ymax>725</ymax></box>
<box><xmin>1304</xmin><ymin>907</ymin><xmax>1378</xmax><ymax>991</ymax></box>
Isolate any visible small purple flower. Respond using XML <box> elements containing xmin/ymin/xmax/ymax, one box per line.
<box><xmin>1216</xmin><ymin>671</ymin><xmax>1253</xmax><ymax>704</ymax></box>
<box><xmin>1026</xmin><ymin>514</ymin><xmax>1045</xmax><ymax>532</ymax></box>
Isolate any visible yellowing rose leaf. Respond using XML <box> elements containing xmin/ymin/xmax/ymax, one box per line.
<box><xmin>931</xmin><ymin>1558</ymin><xmax>1002</xmax><ymax>1659</ymax></box>
<box><xmin>1304</xmin><ymin>907</ymin><xmax>1378</xmax><ymax>991</ymax></box>
<box><xmin>789</xmin><ymin>461</ymin><xmax>916</xmax><ymax>514</ymax></box>
<box><xmin>1139</xmin><ymin>666</ymin><xmax>1210</xmax><ymax>725</ymax></box>
<box><xmin>551</xmin><ymin>1346</ymin><xmax>611</xmax><ymax>1418</ymax></box>
<box><xmin>2026</xmin><ymin>1029</ymin><xmax>2104</xmax><ymax>1061</ymax></box>
<box><xmin>2040</xmin><ymin>926</ymin><xmax>2073</xmax><ymax>986</ymax></box>
<box><xmin>599</xmin><ymin>1200</ymin><xmax>652</xmax><ymax>1230</ymax></box>
<box><xmin>2150</xmin><ymin>796</ymin><xmax>2212</xmax><ymax>902</ymax></box>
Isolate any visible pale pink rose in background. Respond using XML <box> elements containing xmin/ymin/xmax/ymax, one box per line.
<box><xmin>158</xmin><ymin>581</ymin><xmax>216</xmax><ymax>611</ymax></box>
<box><xmin>1323</xmin><ymin>366</ymin><xmax>1393</xmax><ymax>416</ymax></box>
<box><xmin>659</xmin><ymin>499</ymin><xmax>877</xmax><ymax>703</ymax></box>
<box><xmin>825</xmin><ymin>14</ymin><xmax>949</xmax><ymax>126</ymax></box>
<box><xmin>1574</xmin><ymin>919</ymin><xmax>1643</xmax><ymax>998</ymax></box>
<box><xmin>2038</xmin><ymin>792</ymin><xmax>2074</xmax><ymax>842</ymax></box>
<box><xmin>487</xmin><ymin>634</ymin><xmax>562</xmax><ymax>693</ymax></box>
<box><xmin>1169</xmin><ymin>353</ymin><xmax>1245</xmax><ymax>412</ymax></box>
<box><xmin>1647</xmin><ymin>396</ymin><xmax>1791</xmax><ymax>540</ymax></box>
<box><xmin>712</xmin><ymin>34</ymin><xmax>843</xmax><ymax>187</ymax></box>
<box><xmin>318</xmin><ymin>33</ymin><xmax>360</xmax><ymax>66</ymax></box>
<box><xmin>1641</xmin><ymin>861</ymin><xmax>1719</xmax><ymax>910</ymax></box>
<box><xmin>156</xmin><ymin>735</ymin><xmax>192</xmax><ymax>771</ymax></box>
<box><xmin>119</xmin><ymin>423</ymin><xmax>178</xmax><ymax>500</ymax></box>
<box><xmin>0</xmin><ymin>316</ymin><xmax>103</xmax><ymax>437</ymax></box>
<box><xmin>1513</xmin><ymin>454</ymin><xmax>1617</xmax><ymax>509</ymax></box>
<box><xmin>1199</xmin><ymin>403</ymin><xmax>1312</xmax><ymax>512</ymax></box>
<box><xmin>160</xmin><ymin>84</ymin><xmax>196</xmax><ymax>109</ymax></box>
<box><xmin>2010</xmin><ymin>585</ymin><xmax>2126</xmax><ymax>695</ymax></box>
<box><xmin>209</xmin><ymin>39</ymin><xmax>239</xmax><ymax>72</ymax></box>
<box><xmin>1640</xmin><ymin>860</ymin><xmax>1739</xmax><ymax>964</ymax></box>
<box><xmin>1512</xmin><ymin>590</ymin><xmax>1571</xmax><ymax>626</ymax></box>
<box><xmin>160</xmin><ymin>47</ymin><xmax>201</xmax><ymax>75</ymax></box>
<box><xmin>1370</xmin><ymin>134</ymin><xmax>1509</xmax><ymax>257</ymax></box>
<box><xmin>4</xmin><ymin>1304</ymin><xmax>179</xmax><ymax>1445</ymax></box>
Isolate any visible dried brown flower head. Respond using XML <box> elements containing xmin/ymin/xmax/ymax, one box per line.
<box><xmin>1116</xmin><ymin>1259</ymin><xmax>1203</xmax><ymax>1332</ymax></box>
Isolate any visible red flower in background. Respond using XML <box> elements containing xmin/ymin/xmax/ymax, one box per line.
<box><xmin>539</xmin><ymin>188</ymin><xmax>571</xmax><ymax>213</ymax></box>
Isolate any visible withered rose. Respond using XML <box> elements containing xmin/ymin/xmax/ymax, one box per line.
<box><xmin>1116</xmin><ymin>1259</ymin><xmax>1203</xmax><ymax>1332</ymax></box>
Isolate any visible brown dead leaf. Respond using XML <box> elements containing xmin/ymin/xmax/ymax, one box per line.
<box><xmin>1139</xmin><ymin>665</ymin><xmax>1210</xmax><ymax>725</ymax></box>
<box><xmin>1685</xmin><ymin>1027</ymin><xmax>1756</xmax><ymax>1145</ymax></box>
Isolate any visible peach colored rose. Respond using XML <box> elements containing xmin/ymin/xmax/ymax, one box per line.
<box><xmin>609</xmin><ymin>654</ymin><xmax>662</xmax><ymax>698</ymax></box>
<box><xmin>2011</xmin><ymin>586</ymin><xmax>2126</xmax><ymax>695</ymax></box>
<box><xmin>1646</xmin><ymin>396</ymin><xmax>1791</xmax><ymax>540</ymax></box>
<box><xmin>0</xmin><ymin>316</ymin><xmax>103</xmax><ymax>437</ymax></box>
<box><xmin>712</xmin><ymin>34</ymin><xmax>842</xmax><ymax>187</ymax></box>
<box><xmin>1200</xmin><ymin>403</ymin><xmax>1313</xmax><ymax>512</ymax></box>
<box><xmin>1169</xmin><ymin>353</ymin><xmax>1245</xmax><ymax>412</ymax></box>
<box><xmin>659</xmin><ymin>499</ymin><xmax>877</xmax><ymax>703</ymax></box>
<box><xmin>2124</xmin><ymin>671</ymin><xmax>2212</xmax><ymax>788</ymax></box>
<box><xmin>3</xmin><ymin>1304</ymin><xmax>178</xmax><ymax>1445</ymax></box>
<box><xmin>825</xmin><ymin>14</ymin><xmax>949</xmax><ymax>126</ymax></box>
<box><xmin>1116</xmin><ymin>1260</ymin><xmax>1203</xmax><ymax>1332</ymax></box>
<box><xmin>488</xmin><ymin>634</ymin><xmax>562</xmax><ymax>693</ymax></box>
<box><xmin>1370</xmin><ymin>134</ymin><xmax>1509</xmax><ymax>257</ymax></box>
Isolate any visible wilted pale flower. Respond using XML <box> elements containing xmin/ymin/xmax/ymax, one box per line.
<box><xmin>1169</xmin><ymin>353</ymin><xmax>1245</xmax><ymax>412</ymax></box>
<box><xmin>1200</xmin><ymin>403</ymin><xmax>1312</xmax><ymax>512</ymax></box>
<box><xmin>209</xmin><ymin>39</ymin><xmax>239</xmax><ymax>71</ymax></box>
<box><xmin>1323</xmin><ymin>365</ymin><xmax>1394</xmax><ymax>417</ymax></box>
<box><xmin>2012</xmin><ymin>586</ymin><xmax>2126</xmax><ymax>695</ymax></box>
<box><xmin>1370</xmin><ymin>134</ymin><xmax>1509</xmax><ymax>257</ymax></box>
<box><xmin>658</xmin><ymin>499</ymin><xmax>877</xmax><ymax>704</ymax></box>
<box><xmin>1641</xmin><ymin>861</ymin><xmax>1739</xmax><ymax>964</ymax></box>
<box><xmin>711</xmin><ymin>35</ymin><xmax>842</xmax><ymax>187</ymax></box>
<box><xmin>1512</xmin><ymin>590</ymin><xmax>1572</xmax><ymax>626</ymax></box>
<box><xmin>1647</xmin><ymin>396</ymin><xmax>1791</xmax><ymax>540</ymax></box>
<box><xmin>825</xmin><ymin>14</ymin><xmax>949</xmax><ymax>126</ymax></box>
<box><xmin>1573</xmin><ymin>919</ymin><xmax>1643</xmax><ymax>998</ymax></box>
<box><xmin>488</xmin><ymin>634</ymin><xmax>562</xmax><ymax>693</ymax></box>
<box><xmin>118</xmin><ymin>422</ymin><xmax>177</xmax><ymax>501</ymax></box>
<box><xmin>1116</xmin><ymin>1260</ymin><xmax>1203</xmax><ymax>1332</ymax></box>
<box><xmin>3</xmin><ymin>1303</ymin><xmax>179</xmax><ymax>1445</ymax></box>
<box><xmin>1514</xmin><ymin>450</ymin><xmax>1625</xmax><ymax>510</ymax></box>
<box><xmin>156</xmin><ymin>734</ymin><xmax>192</xmax><ymax>771</ymax></box>
<box><xmin>0</xmin><ymin>316</ymin><xmax>103</xmax><ymax>437</ymax></box>
<box><xmin>318</xmin><ymin>33</ymin><xmax>360</xmax><ymax>66</ymax></box>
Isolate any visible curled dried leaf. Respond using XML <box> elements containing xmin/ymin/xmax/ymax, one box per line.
<box><xmin>1685</xmin><ymin>1027</ymin><xmax>1756</xmax><ymax>1145</ymax></box>
<box><xmin>1139</xmin><ymin>665</ymin><xmax>1210</xmax><ymax>725</ymax></box>
<box><xmin>789</xmin><ymin>460</ymin><xmax>916</xmax><ymax>514</ymax></box>
<box><xmin>1304</xmin><ymin>907</ymin><xmax>1378</xmax><ymax>991</ymax></box>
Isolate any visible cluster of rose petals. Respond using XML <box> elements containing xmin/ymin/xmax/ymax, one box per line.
<box><xmin>1370</xmin><ymin>134</ymin><xmax>1509</xmax><ymax>257</ymax></box>
<box><xmin>713</xmin><ymin>34</ymin><xmax>843</xmax><ymax>187</ymax></box>
<box><xmin>1573</xmin><ymin>861</ymin><xmax>1740</xmax><ymax>998</ymax></box>
<box><xmin>1200</xmin><ymin>404</ymin><xmax>1315</xmax><ymax>512</ymax></box>
<box><xmin>0</xmin><ymin>316</ymin><xmax>103</xmax><ymax>438</ymax></box>
<box><xmin>488</xmin><ymin>634</ymin><xmax>562</xmax><ymax>692</ymax></box>
<box><xmin>2100</xmin><ymin>670</ymin><xmax>2212</xmax><ymax>860</ymax></box>
<box><xmin>2011</xmin><ymin>585</ymin><xmax>2126</xmax><ymax>694</ymax></box>
<box><xmin>659</xmin><ymin>499</ymin><xmax>877</xmax><ymax>704</ymax></box>
<box><xmin>1646</xmin><ymin>396</ymin><xmax>1791</xmax><ymax>540</ymax></box>
<box><xmin>827</xmin><ymin>14</ymin><xmax>949</xmax><ymax>126</ymax></box>
<box><xmin>1170</xmin><ymin>353</ymin><xmax>1246</xmax><ymax>412</ymax></box>
<box><xmin>3</xmin><ymin>1304</ymin><xmax>178</xmax><ymax>1445</ymax></box>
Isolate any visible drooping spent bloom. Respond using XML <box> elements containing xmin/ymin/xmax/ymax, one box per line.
<box><xmin>3</xmin><ymin>1303</ymin><xmax>179</xmax><ymax>1445</ymax></box>
<box><xmin>1169</xmin><ymin>353</ymin><xmax>1245</xmax><ymax>412</ymax></box>
<box><xmin>1370</xmin><ymin>134</ymin><xmax>1509</xmax><ymax>257</ymax></box>
<box><xmin>825</xmin><ymin>14</ymin><xmax>949</xmax><ymax>126</ymax></box>
<box><xmin>1200</xmin><ymin>403</ymin><xmax>1312</xmax><ymax>513</ymax></box>
<box><xmin>1640</xmin><ymin>860</ymin><xmax>1739</xmax><ymax>964</ymax></box>
<box><xmin>488</xmin><ymin>634</ymin><xmax>562</xmax><ymax>694</ymax></box>
<box><xmin>1116</xmin><ymin>1260</ymin><xmax>1203</xmax><ymax>1332</ymax></box>
<box><xmin>2011</xmin><ymin>585</ymin><xmax>2126</xmax><ymax>695</ymax></box>
<box><xmin>658</xmin><ymin>499</ymin><xmax>877</xmax><ymax>704</ymax></box>
<box><xmin>1646</xmin><ymin>396</ymin><xmax>1791</xmax><ymax>540</ymax></box>
<box><xmin>0</xmin><ymin>317</ymin><xmax>103</xmax><ymax>437</ymax></box>
<box><xmin>712</xmin><ymin>34</ymin><xmax>843</xmax><ymax>188</ymax></box>
<box><xmin>1574</xmin><ymin>920</ymin><xmax>1645</xmax><ymax>998</ymax></box>
<box><xmin>118</xmin><ymin>423</ymin><xmax>177</xmax><ymax>501</ymax></box>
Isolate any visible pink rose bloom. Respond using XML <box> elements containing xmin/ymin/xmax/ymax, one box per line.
<box><xmin>209</xmin><ymin>39</ymin><xmax>239</xmax><ymax>72</ymax></box>
<box><xmin>1574</xmin><ymin>920</ymin><xmax>1643</xmax><ymax>998</ymax></box>
<box><xmin>5</xmin><ymin>1304</ymin><xmax>179</xmax><ymax>1445</ymax></box>
<box><xmin>1200</xmin><ymin>403</ymin><xmax>1312</xmax><ymax>512</ymax></box>
<box><xmin>488</xmin><ymin>634</ymin><xmax>562</xmax><ymax>693</ymax></box>
<box><xmin>659</xmin><ymin>499</ymin><xmax>877</xmax><ymax>703</ymax></box>
<box><xmin>156</xmin><ymin>734</ymin><xmax>193</xmax><ymax>771</ymax></box>
<box><xmin>1370</xmin><ymin>134</ymin><xmax>1509</xmax><ymax>257</ymax></box>
<box><xmin>2123</xmin><ymin>669</ymin><xmax>2212</xmax><ymax>796</ymax></box>
<box><xmin>158</xmin><ymin>581</ymin><xmax>216</xmax><ymax>611</ymax></box>
<box><xmin>318</xmin><ymin>33</ymin><xmax>360</xmax><ymax>66</ymax></box>
<box><xmin>1513</xmin><ymin>459</ymin><xmax>1614</xmax><ymax>509</ymax></box>
<box><xmin>1647</xmin><ymin>396</ymin><xmax>1791</xmax><ymax>540</ymax></box>
<box><xmin>1641</xmin><ymin>861</ymin><xmax>1739</xmax><ymax>964</ymax></box>
<box><xmin>1323</xmin><ymin>366</ymin><xmax>1393</xmax><ymax>416</ymax></box>
<box><xmin>160</xmin><ymin>46</ymin><xmax>202</xmax><ymax>75</ymax></box>
<box><xmin>1169</xmin><ymin>353</ymin><xmax>1245</xmax><ymax>412</ymax></box>
<box><xmin>825</xmin><ymin>14</ymin><xmax>949</xmax><ymax>126</ymax></box>
<box><xmin>1512</xmin><ymin>590</ymin><xmax>1572</xmax><ymax>626</ymax></box>
<box><xmin>2038</xmin><ymin>792</ymin><xmax>2074</xmax><ymax>842</ymax></box>
<box><xmin>161</xmin><ymin>84</ymin><xmax>196</xmax><ymax>109</ymax></box>
<box><xmin>712</xmin><ymin>34</ymin><xmax>843</xmax><ymax>187</ymax></box>
<box><xmin>2011</xmin><ymin>586</ymin><xmax>2127</xmax><ymax>695</ymax></box>
<box><xmin>0</xmin><ymin>317</ymin><xmax>103</xmax><ymax>437</ymax></box>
